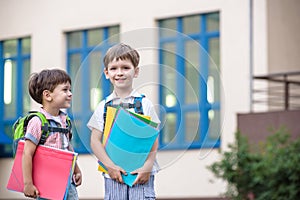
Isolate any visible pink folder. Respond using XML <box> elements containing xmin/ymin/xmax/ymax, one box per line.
<box><xmin>7</xmin><ymin>140</ymin><xmax>77</xmax><ymax>200</ymax></box>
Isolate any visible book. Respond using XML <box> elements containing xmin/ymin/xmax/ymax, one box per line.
<box><xmin>7</xmin><ymin>140</ymin><xmax>77</xmax><ymax>200</ymax></box>
<box><xmin>103</xmin><ymin>107</ymin><xmax>159</xmax><ymax>186</ymax></box>
<box><xmin>98</xmin><ymin>106</ymin><xmax>155</xmax><ymax>174</ymax></box>
<box><xmin>102</xmin><ymin>106</ymin><xmax>155</xmax><ymax>146</ymax></box>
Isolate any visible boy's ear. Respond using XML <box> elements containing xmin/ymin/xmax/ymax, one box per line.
<box><xmin>43</xmin><ymin>90</ymin><xmax>52</xmax><ymax>102</ymax></box>
<box><xmin>104</xmin><ymin>68</ymin><xmax>109</xmax><ymax>79</ymax></box>
<box><xmin>134</xmin><ymin>67</ymin><xmax>140</xmax><ymax>78</ymax></box>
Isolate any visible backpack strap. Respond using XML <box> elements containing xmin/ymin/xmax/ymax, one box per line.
<box><xmin>133</xmin><ymin>94</ymin><xmax>145</xmax><ymax>115</ymax></box>
<box><xmin>103</xmin><ymin>95</ymin><xmax>145</xmax><ymax>130</ymax></box>
<box><xmin>66</xmin><ymin>116</ymin><xmax>73</xmax><ymax>140</ymax></box>
<box><xmin>23</xmin><ymin>112</ymin><xmax>50</xmax><ymax>145</ymax></box>
<box><xmin>24</xmin><ymin>112</ymin><xmax>71</xmax><ymax>144</ymax></box>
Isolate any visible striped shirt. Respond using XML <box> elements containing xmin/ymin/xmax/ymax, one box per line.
<box><xmin>25</xmin><ymin>108</ymin><xmax>72</xmax><ymax>150</ymax></box>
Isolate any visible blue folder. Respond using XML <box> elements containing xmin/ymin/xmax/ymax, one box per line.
<box><xmin>105</xmin><ymin>107</ymin><xmax>159</xmax><ymax>187</ymax></box>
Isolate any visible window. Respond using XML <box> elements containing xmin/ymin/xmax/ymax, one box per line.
<box><xmin>0</xmin><ymin>38</ymin><xmax>31</xmax><ymax>157</ymax></box>
<box><xmin>159</xmin><ymin>13</ymin><xmax>220</xmax><ymax>150</ymax></box>
<box><xmin>66</xmin><ymin>26</ymin><xmax>119</xmax><ymax>153</ymax></box>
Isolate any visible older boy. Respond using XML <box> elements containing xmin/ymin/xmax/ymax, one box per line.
<box><xmin>88</xmin><ymin>43</ymin><xmax>160</xmax><ymax>200</ymax></box>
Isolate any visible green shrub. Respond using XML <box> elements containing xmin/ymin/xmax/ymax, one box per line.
<box><xmin>208</xmin><ymin>128</ymin><xmax>300</xmax><ymax>200</ymax></box>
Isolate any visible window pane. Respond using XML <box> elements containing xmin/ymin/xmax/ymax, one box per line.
<box><xmin>3</xmin><ymin>40</ymin><xmax>17</xmax><ymax>58</ymax></box>
<box><xmin>209</xmin><ymin>38</ymin><xmax>220</xmax><ymax>69</ymax></box>
<box><xmin>69</xmin><ymin>54</ymin><xmax>81</xmax><ymax>79</ymax></box>
<box><xmin>160</xmin><ymin>19</ymin><xmax>177</xmax><ymax>38</ymax></box>
<box><xmin>207</xmin><ymin>13</ymin><xmax>219</xmax><ymax>32</ymax></box>
<box><xmin>89</xmin><ymin>51</ymin><xmax>102</xmax><ymax>111</ymax></box>
<box><xmin>162</xmin><ymin>113</ymin><xmax>176</xmax><ymax>144</ymax></box>
<box><xmin>209</xmin><ymin>38</ymin><xmax>220</xmax><ymax>103</ymax></box>
<box><xmin>88</xmin><ymin>29</ymin><xmax>103</xmax><ymax>46</ymax></box>
<box><xmin>183</xmin><ymin>15</ymin><xmax>200</xmax><ymax>34</ymax></box>
<box><xmin>108</xmin><ymin>26</ymin><xmax>120</xmax><ymax>43</ymax></box>
<box><xmin>208</xmin><ymin>109</ymin><xmax>220</xmax><ymax>140</ymax></box>
<box><xmin>68</xmin><ymin>32</ymin><xmax>82</xmax><ymax>49</ymax></box>
<box><xmin>161</xmin><ymin>43</ymin><xmax>176</xmax><ymax>107</ymax></box>
<box><xmin>185</xmin><ymin>41</ymin><xmax>200</xmax><ymax>104</ymax></box>
<box><xmin>69</xmin><ymin>54</ymin><xmax>82</xmax><ymax>113</ymax></box>
<box><xmin>185</xmin><ymin>112</ymin><xmax>200</xmax><ymax>142</ymax></box>
<box><xmin>23</xmin><ymin>59</ymin><xmax>31</xmax><ymax>114</ymax></box>
<box><xmin>22</xmin><ymin>38</ymin><xmax>31</xmax><ymax>54</ymax></box>
<box><xmin>4</xmin><ymin>60</ymin><xmax>17</xmax><ymax>118</ymax></box>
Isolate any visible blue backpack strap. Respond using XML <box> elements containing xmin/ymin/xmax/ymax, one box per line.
<box><xmin>134</xmin><ymin>94</ymin><xmax>145</xmax><ymax>115</ymax></box>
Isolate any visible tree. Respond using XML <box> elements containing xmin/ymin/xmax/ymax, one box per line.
<box><xmin>208</xmin><ymin>128</ymin><xmax>300</xmax><ymax>200</ymax></box>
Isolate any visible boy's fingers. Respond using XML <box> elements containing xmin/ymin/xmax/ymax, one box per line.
<box><xmin>132</xmin><ymin>176</ymin><xmax>141</xmax><ymax>186</ymax></box>
<box><xmin>33</xmin><ymin>189</ymin><xmax>39</xmax><ymax>198</ymax></box>
<box><xmin>114</xmin><ymin>172</ymin><xmax>123</xmax><ymax>183</ymax></box>
<box><xmin>130</xmin><ymin>170</ymin><xmax>138</xmax><ymax>175</ymax></box>
<box><xmin>119</xmin><ymin>168</ymin><xmax>127</xmax><ymax>175</ymax></box>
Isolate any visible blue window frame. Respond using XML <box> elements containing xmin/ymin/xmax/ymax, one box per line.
<box><xmin>66</xmin><ymin>26</ymin><xmax>119</xmax><ymax>153</ymax></box>
<box><xmin>158</xmin><ymin>13</ymin><xmax>221</xmax><ymax>150</ymax></box>
<box><xmin>0</xmin><ymin>38</ymin><xmax>31</xmax><ymax>157</ymax></box>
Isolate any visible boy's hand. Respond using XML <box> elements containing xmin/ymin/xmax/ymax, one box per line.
<box><xmin>131</xmin><ymin>167</ymin><xmax>151</xmax><ymax>185</ymax></box>
<box><xmin>107</xmin><ymin>165</ymin><xmax>127</xmax><ymax>184</ymax></box>
<box><xmin>73</xmin><ymin>172</ymin><xmax>82</xmax><ymax>186</ymax></box>
<box><xmin>24</xmin><ymin>183</ymin><xmax>39</xmax><ymax>198</ymax></box>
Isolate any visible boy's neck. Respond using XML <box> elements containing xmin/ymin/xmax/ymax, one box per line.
<box><xmin>43</xmin><ymin>106</ymin><xmax>60</xmax><ymax>116</ymax></box>
<box><xmin>114</xmin><ymin>88</ymin><xmax>133</xmax><ymax>99</ymax></box>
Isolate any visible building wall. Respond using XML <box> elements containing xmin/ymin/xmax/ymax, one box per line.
<box><xmin>267</xmin><ymin>0</ymin><xmax>300</xmax><ymax>73</ymax></box>
<box><xmin>0</xmin><ymin>0</ymin><xmax>269</xmax><ymax>199</ymax></box>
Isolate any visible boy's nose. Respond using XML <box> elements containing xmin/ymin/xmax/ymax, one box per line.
<box><xmin>116</xmin><ymin>68</ymin><xmax>123</xmax><ymax>75</ymax></box>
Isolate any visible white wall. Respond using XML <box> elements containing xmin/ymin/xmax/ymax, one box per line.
<box><xmin>0</xmin><ymin>0</ymin><xmax>264</xmax><ymax>198</ymax></box>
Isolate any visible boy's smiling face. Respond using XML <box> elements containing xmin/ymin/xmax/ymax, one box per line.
<box><xmin>47</xmin><ymin>82</ymin><xmax>72</xmax><ymax>109</ymax></box>
<box><xmin>104</xmin><ymin>58</ymin><xmax>139</xmax><ymax>91</ymax></box>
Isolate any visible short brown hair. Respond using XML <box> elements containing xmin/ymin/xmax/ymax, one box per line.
<box><xmin>103</xmin><ymin>43</ymin><xmax>140</xmax><ymax>68</ymax></box>
<box><xmin>28</xmin><ymin>69</ymin><xmax>71</xmax><ymax>104</ymax></box>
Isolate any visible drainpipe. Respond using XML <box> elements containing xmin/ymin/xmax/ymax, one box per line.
<box><xmin>249</xmin><ymin>0</ymin><xmax>254</xmax><ymax>112</ymax></box>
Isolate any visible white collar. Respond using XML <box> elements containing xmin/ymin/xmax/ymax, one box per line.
<box><xmin>105</xmin><ymin>90</ymin><xmax>143</xmax><ymax>102</ymax></box>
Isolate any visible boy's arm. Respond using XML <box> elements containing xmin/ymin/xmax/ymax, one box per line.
<box><xmin>22</xmin><ymin>140</ymin><xmax>39</xmax><ymax>198</ymax></box>
<box><xmin>131</xmin><ymin>137</ymin><xmax>158</xmax><ymax>185</ymax></box>
<box><xmin>90</xmin><ymin>128</ymin><xmax>127</xmax><ymax>183</ymax></box>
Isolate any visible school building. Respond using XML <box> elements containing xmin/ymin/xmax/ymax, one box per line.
<box><xmin>1</xmin><ymin>0</ymin><xmax>299</xmax><ymax>199</ymax></box>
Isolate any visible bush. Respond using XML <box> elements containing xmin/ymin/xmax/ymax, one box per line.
<box><xmin>208</xmin><ymin>128</ymin><xmax>300</xmax><ymax>200</ymax></box>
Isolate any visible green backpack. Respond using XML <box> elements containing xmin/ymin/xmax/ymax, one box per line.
<box><xmin>12</xmin><ymin>111</ymin><xmax>72</xmax><ymax>156</ymax></box>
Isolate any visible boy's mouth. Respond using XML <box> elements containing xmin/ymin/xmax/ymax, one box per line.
<box><xmin>115</xmin><ymin>78</ymin><xmax>126</xmax><ymax>81</ymax></box>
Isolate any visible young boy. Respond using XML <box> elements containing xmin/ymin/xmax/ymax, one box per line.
<box><xmin>23</xmin><ymin>69</ymin><xmax>82</xmax><ymax>199</ymax></box>
<box><xmin>88</xmin><ymin>43</ymin><xmax>160</xmax><ymax>199</ymax></box>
